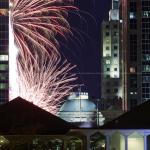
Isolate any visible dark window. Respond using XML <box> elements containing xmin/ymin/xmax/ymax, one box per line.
<box><xmin>130</xmin><ymin>74</ymin><xmax>137</xmax><ymax>88</ymax></box>
<box><xmin>106</xmin><ymin>89</ymin><xmax>110</xmax><ymax>93</ymax></box>
<box><xmin>114</xmin><ymin>53</ymin><xmax>118</xmax><ymax>57</ymax></box>
<box><xmin>130</xmin><ymin>98</ymin><xmax>137</xmax><ymax>109</ymax></box>
<box><xmin>0</xmin><ymin>2</ymin><xmax>9</xmax><ymax>9</ymax></box>
<box><xmin>106</xmin><ymin>68</ymin><xmax>110</xmax><ymax>71</ymax></box>
<box><xmin>106</xmin><ymin>46</ymin><xmax>110</xmax><ymax>50</ymax></box>
<box><xmin>106</xmin><ymin>32</ymin><xmax>109</xmax><ymax>36</ymax></box>
<box><xmin>130</xmin><ymin>34</ymin><xmax>137</xmax><ymax>61</ymax></box>
<box><xmin>106</xmin><ymin>75</ymin><xmax>110</xmax><ymax>79</ymax></box>
<box><xmin>106</xmin><ymin>25</ymin><xmax>109</xmax><ymax>29</ymax></box>
<box><xmin>130</xmin><ymin>2</ymin><xmax>137</xmax><ymax>12</ymax></box>
<box><xmin>114</xmin><ymin>88</ymin><xmax>118</xmax><ymax>93</ymax></box>
<box><xmin>130</xmin><ymin>19</ymin><xmax>137</xmax><ymax>29</ymax></box>
<box><xmin>114</xmin><ymin>45</ymin><xmax>118</xmax><ymax>50</ymax></box>
<box><xmin>113</xmin><ymin>24</ymin><xmax>118</xmax><ymax>29</ymax></box>
<box><xmin>114</xmin><ymin>68</ymin><xmax>117</xmax><ymax>71</ymax></box>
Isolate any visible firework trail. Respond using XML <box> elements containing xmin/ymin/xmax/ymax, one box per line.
<box><xmin>9</xmin><ymin>0</ymin><xmax>78</xmax><ymax>114</ymax></box>
<box><xmin>17</xmin><ymin>54</ymin><xmax>77</xmax><ymax>114</ymax></box>
<box><xmin>10</xmin><ymin>0</ymin><xmax>77</xmax><ymax>57</ymax></box>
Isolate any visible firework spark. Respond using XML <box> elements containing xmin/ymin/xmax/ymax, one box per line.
<box><xmin>10</xmin><ymin>0</ymin><xmax>76</xmax><ymax>58</ymax></box>
<box><xmin>9</xmin><ymin>0</ymin><xmax>78</xmax><ymax>114</ymax></box>
<box><xmin>17</xmin><ymin>54</ymin><xmax>77</xmax><ymax>114</ymax></box>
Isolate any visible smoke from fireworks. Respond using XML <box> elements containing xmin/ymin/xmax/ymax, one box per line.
<box><xmin>9</xmin><ymin>0</ymin><xmax>78</xmax><ymax>114</ymax></box>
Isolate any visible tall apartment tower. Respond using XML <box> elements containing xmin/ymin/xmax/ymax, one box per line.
<box><xmin>101</xmin><ymin>0</ymin><xmax>122</xmax><ymax>109</ymax></box>
<box><xmin>0</xmin><ymin>1</ymin><xmax>9</xmax><ymax>104</ymax></box>
<box><xmin>120</xmin><ymin>0</ymin><xmax>150</xmax><ymax>110</ymax></box>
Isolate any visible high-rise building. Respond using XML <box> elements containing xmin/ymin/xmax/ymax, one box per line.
<box><xmin>0</xmin><ymin>0</ymin><xmax>9</xmax><ymax>104</ymax></box>
<box><xmin>112</xmin><ymin>0</ymin><xmax>119</xmax><ymax>9</ymax></box>
<box><xmin>101</xmin><ymin>0</ymin><xmax>122</xmax><ymax>109</ymax></box>
<box><xmin>120</xmin><ymin>0</ymin><xmax>150</xmax><ymax>110</ymax></box>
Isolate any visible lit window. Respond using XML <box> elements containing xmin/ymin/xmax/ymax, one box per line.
<box><xmin>113</xmin><ymin>59</ymin><xmax>118</xmax><ymax>64</ymax></box>
<box><xmin>106</xmin><ymin>40</ymin><xmax>110</xmax><ymax>44</ymax></box>
<box><xmin>0</xmin><ymin>55</ymin><xmax>8</xmax><ymax>61</ymax></box>
<box><xmin>130</xmin><ymin>12</ymin><xmax>136</xmax><ymax>19</ymax></box>
<box><xmin>0</xmin><ymin>9</ymin><xmax>8</xmax><ymax>16</ymax></box>
<box><xmin>143</xmin><ymin>11</ymin><xmax>150</xmax><ymax>18</ymax></box>
<box><xmin>143</xmin><ymin>54</ymin><xmax>150</xmax><ymax>61</ymax></box>
<box><xmin>0</xmin><ymin>64</ymin><xmax>8</xmax><ymax>71</ymax></box>
<box><xmin>130</xmin><ymin>67</ymin><xmax>136</xmax><ymax>73</ymax></box>
<box><xmin>0</xmin><ymin>83</ymin><xmax>7</xmax><ymax>89</ymax></box>
<box><xmin>106</xmin><ymin>60</ymin><xmax>110</xmax><ymax>64</ymax></box>
<box><xmin>114</xmin><ymin>74</ymin><xmax>118</xmax><ymax>78</ymax></box>
<box><xmin>130</xmin><ymin>92</ymin><xmax>137</xmax><ymax>95</ymax></box>
<box><xmin>143</xmin><ymin>65</ymin><xmax>150</xmax><ymax>72</ymax></box>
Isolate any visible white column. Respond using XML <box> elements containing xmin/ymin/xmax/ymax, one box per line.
<box><xmin>144</xmin><ymin>135</ymin><xmax>147</xmax><ymax>150</ymax></box>
<box><xmin>124</xmin><ymin>135</ymin><xmax>128</xmax><ymax>150</ymax></box>
<box><xmin>106</xmin><ymin>135</ymin><xmax>110</xmax><ymax>150</ymax></box>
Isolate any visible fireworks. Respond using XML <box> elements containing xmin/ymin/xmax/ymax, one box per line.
<box><xmin>10</xmin><ymin>0</ymin><xmax>77</xmax><ymax>57</ymax></box>
<box><xmin>9</xmin><ymin>0</ymin><xmax>78</xmax><ymax>114</ymax></box>
<box><xmin>17</xmin><ymin>54</ymin><xmax>77</xmax><ymax>114</ymax></box>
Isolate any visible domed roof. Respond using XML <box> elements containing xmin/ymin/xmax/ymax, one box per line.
<box><xmin>60</xmin><ymin>92</ymin><xmax>96</xmax><ymax>112</ymax></box>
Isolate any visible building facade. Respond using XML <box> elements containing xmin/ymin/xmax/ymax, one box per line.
<box><xmin>120</xmin><ymin>0</ymin><xmax>150</xmax><ymax>110</ymax></box>
<box><xmin>101</xmin><ymin>0</ymin><xmax>123</xmax><ymax>109</ymax></box>
<box><xmin>0</xmin><ymin>0</ymin><xmax>9</xmax><ymax>104</ymax></box>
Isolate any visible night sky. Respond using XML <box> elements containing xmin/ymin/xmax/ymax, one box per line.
<box><xmin>60</xmin><ymin>0</ymin><xmax>111</xmax><ymax>99</ymax></box>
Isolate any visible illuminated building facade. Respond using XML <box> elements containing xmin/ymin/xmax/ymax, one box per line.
<box><xmin>120</xmin><ymin>0</ymin><xmax>150</xmax><ymax>110</ymax></box>
<box><xmin>0</xmin><ymin>0</ymin><xmax>9</xmax><ymax>104</ymax></box>
<box><xmin>101</xmin><ymin>0</ymin><xmax>123</xmax><ymax>108</ymax></box>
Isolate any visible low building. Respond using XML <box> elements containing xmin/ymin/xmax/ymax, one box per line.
<box><xmin>1</xmin><ymin>97</ymin><xmax>150</xmax><ymax>150</ymax></box>
<box><xmin>0</xmin><ymin>97</ymin><xmax>86</xmax><ymax>150</ymax></box>
<box><xmin>71</xmin><ymin>99</ymin><xmax>150</xmax><ymax>150</ymax></box>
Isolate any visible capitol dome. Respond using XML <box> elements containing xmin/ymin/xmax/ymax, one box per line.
<box><xmin>58</xmin><ymin>92</ymin><xmax>105</xmax><ymax>127</ymax></box>
<box><xmin>60</xmin><ymin>92</ymin><xmax>96</xmax><ymax>112</ymax></box>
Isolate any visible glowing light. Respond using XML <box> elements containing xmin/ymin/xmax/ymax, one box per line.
<box><xmin>9</xmin><ymin>13</ymin><xmax>19</xmax><ymax>99</ymax></box>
